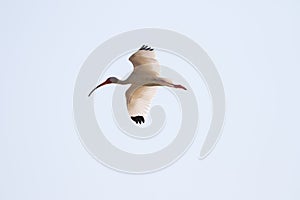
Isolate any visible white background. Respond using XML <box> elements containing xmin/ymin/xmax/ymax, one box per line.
<box><xmin>1</xmin><ymin>0</ymin><xmax>299</xmax><ymax>199</ymax></box>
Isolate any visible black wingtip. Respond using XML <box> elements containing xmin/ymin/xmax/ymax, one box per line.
<box><xmin>131</xmin><ymin>116</ymin><xmax>145</xmax><ymax>124</ymax></box>
<box><xmin>139</xmin><ymin>45</ymin><xmax>154</xmax><ymax>51</ymax></box>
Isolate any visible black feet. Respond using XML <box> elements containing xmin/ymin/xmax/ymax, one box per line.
<box><xmin>131</xmin><ymin>116</ymin><xmax>145</xmax><ymax>124</ymax></box>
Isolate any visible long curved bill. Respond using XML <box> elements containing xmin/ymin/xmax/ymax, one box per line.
<box><xmin>88</xmin><ymin>80</ymin><xmax>110</xmax><ymax>97</ymax></box>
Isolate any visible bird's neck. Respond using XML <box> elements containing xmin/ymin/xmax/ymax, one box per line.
<box><xmin>117</xmin><ymin>79</ymin><xmax>129</xmax><ymax>85</ymax></box>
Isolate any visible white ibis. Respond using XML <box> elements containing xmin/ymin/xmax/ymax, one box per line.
<box><xmin>88</xmin><ymin>45</ymin><xmax>187</xmax><ymax>124</ymax></box>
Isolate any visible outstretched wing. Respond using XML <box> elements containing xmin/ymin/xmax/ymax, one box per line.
<box><xmin>125</xmin><ymin>84</ymin><xmax>157</xmax><ymax>124</ymax></box>
<box><xmin>129</xmin><ymin>45</ymin><xmax>160</xmax><ymax>76</ymax></box>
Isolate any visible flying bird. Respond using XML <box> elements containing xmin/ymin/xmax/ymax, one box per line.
<box><xmin>88</xmin><ymin>45</ymin><xmax>187</xmax><ymax>124</ymax></box>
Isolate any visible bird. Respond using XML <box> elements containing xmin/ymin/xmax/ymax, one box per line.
<box><xmin>88</xmin><ymin>45</ymin><xmax>187</xmax><ymax>124</ymax></box>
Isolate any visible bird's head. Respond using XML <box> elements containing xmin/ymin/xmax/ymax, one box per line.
<box><xmin>107</xmin><ymin>77</ymin><xmax>119</xmax><ymax>83</ymax></box>
<box><xmin>88</xmin><ymin>77</ymin><xmax>119</xmax><ymax>97</ymax></box>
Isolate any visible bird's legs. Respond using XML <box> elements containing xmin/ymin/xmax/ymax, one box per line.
<box><xmin>173</xmin><ymin>84</ymin><xmax>187</xmax><ymax>90</ymax></box>
<box><xmin>154</xmin><ymin>78</ymin><xmax>187</xmax><ymax>90</ymax></box>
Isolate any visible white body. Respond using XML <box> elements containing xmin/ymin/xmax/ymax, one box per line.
<box><xmin>89</xmin><ymin>45</ymin><xmax>186</xmax><ymax>124</ymax></box>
